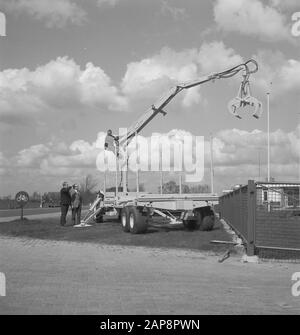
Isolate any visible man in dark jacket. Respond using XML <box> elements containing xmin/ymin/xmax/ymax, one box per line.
<box><xmin>60</xmin><ymin>181</ymin><xmax>71</xmax><ymax>226</ymax></box>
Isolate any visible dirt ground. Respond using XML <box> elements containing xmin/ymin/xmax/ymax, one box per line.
<box><xmin>1</xmin><ymin>215</ymin><xmax>299</xmax><ymax>315</ymax></box>
<box><xmin>0</xmin><ymin>234</ymin><xmax>300</xmax><ymax>315</ymax></box>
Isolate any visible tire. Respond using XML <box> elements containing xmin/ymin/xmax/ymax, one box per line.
<box><xmin>116</xmin><ymin>209</ymin><xmax>122</xmax><ymax>222</ymax></box>
<box><xmin>95</xmin><ymin>214</ymin><xmax>103</xmax><ymax>223</ymax></box>
<box><xmin>128</xmin><ymin>206</ymin><xmax>148</xmax><ymax>234</ymax></box>
<box><xmin>183</xmin><ymin>211</ymin><xmax>202</xmax><ymax>231</ymax></box>
<box><xmin>183</xmin><ymin>219</ymin><xmax>198</xmax><ymax>231</ymax></box>
<box><xmin>199</xmin><ymin>215</ymin><xmax>215</xmax><ymax>231</ymax></box>
<box><xmin>121</xmin><ymin>207</ymin><xmax>130</xmax><ymax>232</ymax></box>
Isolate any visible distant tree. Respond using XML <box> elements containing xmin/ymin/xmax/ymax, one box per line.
<box><xmin>80</xmin><ymin>174</ymin><xmax>99</xmax><ymax>204</ymax></box>
<box><xmin>161</xmin><ymin>180</ymin><xmax>178</xmax><ymax>194</ymax></box>
<box><xmin>31</xmin><ymin>191</ymin><xmax>41</xmax><ymax>202</ymax></box>
<box><xmin>0</xmin><ymin>195</ymin><xmax>14</xmax><ymax>209</ymax></box>
<box><xmin>129</xmin><ymin>183</ymin><xmax>145</xmax><ymax>192</ymax></box>
<box><xmin>106</xmin><ymin>186</ymin><xmax>123</xmax><ymax>193</ymax></box>
<box><xmin>81</xmin><ymin>174</ymin><xmax>98</xmax><ymax>194</ymax></box>
<box><xmin>42</xmin><ymin>192</ymin><xmax>60</xmax><ymax>204</ymax></box>
<box><xmin>189</xmin><ymin>184</ymin><xmax>210</xmax><ymax>193</ymax></box>
<box><xmin>43</xmin><ymin>192</ymin><xmax>50</xmax><ymax>202</ymax></box>
<box><xmin>159</xmin><ymin>181</ymin><xmax>210</xmax><ymax>194</ymax></box>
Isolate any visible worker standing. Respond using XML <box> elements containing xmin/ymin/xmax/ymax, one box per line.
<box><xmin>60</xmin><ymin>182</ymin><xmax>71</xmax><ymax>226</ymax></box>
<box><xmin>71</xmin><ymin>184</ymin><xmax>83</xmax><ymax>226</ymax></box>
<box><xmin>104</xmin><ymin>129</ymin><xmax>119</xmax><ymax>156</ymax></box>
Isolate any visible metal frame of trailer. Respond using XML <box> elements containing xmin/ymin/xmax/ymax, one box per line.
<box><xmin>80</xmin><ymin>191</ymin><xmax>219</xmax><ymax>233</ymax></box>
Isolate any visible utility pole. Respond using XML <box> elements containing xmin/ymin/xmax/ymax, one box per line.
<box><xmin>258</xmin><ymin>148</ymin><xmax>261</xmax><ymax>180</ymax></box>
<box><xmin>104</xmin><ymin>170</ymin><xmax>106</xmax><ymax>197</ymax></box>
<box><xmin>135</xmin><ymin>132</ymin><xmax>139</xmax><ymax>195</ymax></box>
<box><xmin>115</xmin><ymin>146</ymin><xmax>119</xmax><ymax>197</ymax></box>
<box><xmin>267</xmin><ymin>82</ymin><xmax>272</xmax><ymax>182</ymax></box>
<box><xmin>267</xmin><ymin>91</ymin><xmax>270</xmax><ymax>182</ymax></box>
<box><xmin>210</xmin><ymin>133</ymin><xmax>214</xmax><ymax>194</ymax></box>
<box><xmin>160</xmin><ymin>142</ymin><xmax>163</xmax><ymax>195</ymax></box>
<box><xmin>179</xmin><ymin>142</ymin><xmax>183</xmax><ymax>194</ymax></box>
<box><xmin>298</xmin><ymin>113</ymin><xmax>300</xmax><ymax>208</ymax></box>
<box><xmin>267</xmin><ymin>84</ymin><xmax>272</xmax><ymax>212</ymax></box>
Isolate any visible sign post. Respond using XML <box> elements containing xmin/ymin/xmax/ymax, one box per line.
<box><xmin>15</xmin><ymin>191</ymin><xmax>29</xmax><ymax>221</ymax></box>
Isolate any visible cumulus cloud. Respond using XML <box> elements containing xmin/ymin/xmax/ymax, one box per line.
<box><xmin>251</xmin><ymin>50</ymin><xmax>300</xmax><ymax>96</ymax></box>
<box><xmin>202</xmin><ymin>126</ymin><xmax>300</xmax><ymax>190</ymax></box>
<box><xmin>16</xmin><ymin>138</ymin><xmax>101</xmax><ymax>171</ymax></box>
<box><xmin>160</xmin><ymin>1</ymin><xmax>188</xmax><ymax>21</ymax></box>
<box><xmin>0</xmin><ymin>0</ymin><xmax>86</xmax><ymax>28</ymax></box>
<box><xmin>196</xmin><ymin>41</ymin><xmax>243</xmax><ymax>73</ymax></box>
<box><xmin>1</xmin><ymin>126</ymin><xmax>299</xmax><ymax>193</ymax></box>
<box><xmin>213</xmin><ymin>0</ymin><xmax>290</xmax><ymax>41</ymax></box>
<box><xmin>209</xmin><ymin>128</ymin><xmax>300</xmax><ymax>168</ymax></box>
<box><xmin>121</xmin><ymin>47</ymin><xmax>198</xmax><ymax>96</ymax></box>
<box><xmin>121</xmin><ymin>41</ymin><xmax>243</xmax><ymax>109</ymax></box>
<box><xmin>270</xmin><ymin>0</ymin><xmax>300</xmax><ymax>10</ymax></box>
<box><xmin>0</xmin><ymin>57</ymin><xmax>128</xmax><ymax>123</ymax></box>
<box><xmin>0</xmin><ymin>41</ymin><xmax>248</xmax><ymax>127</ymax></box>
<box><xmin>0</xmin><ymin>41</ymin><xmax>247</xmax><ymax>127</ymax></box>
<box><xmin>6</xmin><ymin>41</ymin><xmax>300</xmax><ymax>138</ymax></box>
<box><xmin>79</xmin><ymin>62</ymin><xmax>128</xmax><ymax>111</ymax></box>
<box><xmin>96</xmin><ymin>0</ymin><xmax>120</xmax><ymax>6</ymax></box>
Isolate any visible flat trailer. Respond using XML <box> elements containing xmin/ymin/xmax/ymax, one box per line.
<box><xmin>80</xmin><ymin>192</ymin><xmax>218</xmax><ymax>233</ymax></box>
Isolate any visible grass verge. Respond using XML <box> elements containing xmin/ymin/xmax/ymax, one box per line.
<box><xmin>0</xmin><ymin>215</ymin><xmax>233</xmax><ymax>253</ymax></box>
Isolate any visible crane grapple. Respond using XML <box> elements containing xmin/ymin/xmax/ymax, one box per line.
<box><xmin>117</xmin><ymin>59</ymin><xmax>262</xmax><ymax>148</ymax></box>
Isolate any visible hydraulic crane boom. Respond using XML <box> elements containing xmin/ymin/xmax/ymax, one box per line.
<box><xmin>118</xmin><ymin>59</ymin><xmax>262</xmax><ymax>148</ymax></box>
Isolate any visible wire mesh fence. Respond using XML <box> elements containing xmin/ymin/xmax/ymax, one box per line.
<box><xmin>256</xmin><ymin>182</ymin><xmax>300</xmax><ymax>212</ymax></box>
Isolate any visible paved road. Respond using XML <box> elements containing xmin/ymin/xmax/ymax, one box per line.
<box><xmin>0</xmin><ymin>235</ymin><xmax>299</xmax><ymax>314</ymax></box>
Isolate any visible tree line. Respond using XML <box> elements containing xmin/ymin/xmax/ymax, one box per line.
<box><xmin>0</xmin><ymin>175</ymin><xmax>210</xmax><ymax>209</ymax></box>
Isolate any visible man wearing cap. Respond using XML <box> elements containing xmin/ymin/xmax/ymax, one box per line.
<box><xmin>60</xmin><ymin>182</ymin><xmax>72</xmax><ymax>226</ymax></box>
<box><xmin>71</xmin><ymin>184</ymin><xmax>83</xmax><ymax>226</ymax></box>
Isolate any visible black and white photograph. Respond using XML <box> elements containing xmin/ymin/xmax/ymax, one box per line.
<box><xmin>0</xmin><ymin>0</ymin><xmax>300</xmax><ymax>320</ymax></box>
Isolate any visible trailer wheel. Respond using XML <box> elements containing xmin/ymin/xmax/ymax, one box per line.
<box><xmin>200</xmin><ymin>215</ymin><xmax>215</xmax><ymax>231</ymax></box>
<box><xmin>183</xmin><ymin>211</ymin><xmax>202</xmax><ymax>231</ymax></box>
<box><xmin>95</xmin><ymin>213</ymin><xmax>103</xmax><ymax>223</ymax></box>
<box><xmin>128</xmin><ymin>206</ymin><xmax>148</xmax><ymax>234</ymax></box>
<box><xmin>183</xmin><ymin>219</ymin><xmax>198</xmax><ymax>231</ymax></box>
<box><xmin>194</xmin><ymin>211</ymin><xmax>203</xmax><ymax>230</ymax></box>
<box><xmin>117</xmin><ymin>209</ymin><xmax>122</xmax><ymax>222</ymax></box>
<box><xmin>121</xmin><ymin>207</ymin><xmax>130</xmax><ymax>232</ymax></box>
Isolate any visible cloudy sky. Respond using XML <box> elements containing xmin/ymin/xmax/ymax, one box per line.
<box><xmin>0</xmin><ymin>0</ymin><xmax>299</xmax><ymax>196</ymax></box>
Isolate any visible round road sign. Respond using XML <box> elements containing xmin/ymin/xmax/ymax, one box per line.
<box><xmin>15</xmin><ymin>191</ymin><xmax>29</xmax><ymax>207</ymax></box>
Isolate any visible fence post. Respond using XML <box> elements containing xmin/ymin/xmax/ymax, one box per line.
<box><xmin>247</xmin><ymin>180</ymin><xmax>256</xmax><ymax>256</ymax></box>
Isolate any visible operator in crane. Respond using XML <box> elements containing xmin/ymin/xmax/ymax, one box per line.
<box><xmin>104</xmin><ymin>129</ymin><xmax>119</xmax><ymax>157</ymax></box>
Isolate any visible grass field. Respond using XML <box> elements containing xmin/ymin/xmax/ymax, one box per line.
<box><xmin>0</xmin><ymin>207</ymin><xmax>60</xmax><ymax>217</ymax></box>
<box><xmin>0</xmin><ymin>215</ymin><xmax>233</xmax><ymax>253</ymax></box>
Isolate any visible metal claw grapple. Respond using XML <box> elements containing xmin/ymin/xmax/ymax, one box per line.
<box><xmin>228</xmin><ymin>71</ymin><xmax>263</xmax><ymax>119</ymax></box>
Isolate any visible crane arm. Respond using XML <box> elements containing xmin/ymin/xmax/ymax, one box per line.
<box><xmin>118</xmin><ymin>59</ymin><xmax>261</xmax><ymax>148</ymax></box>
